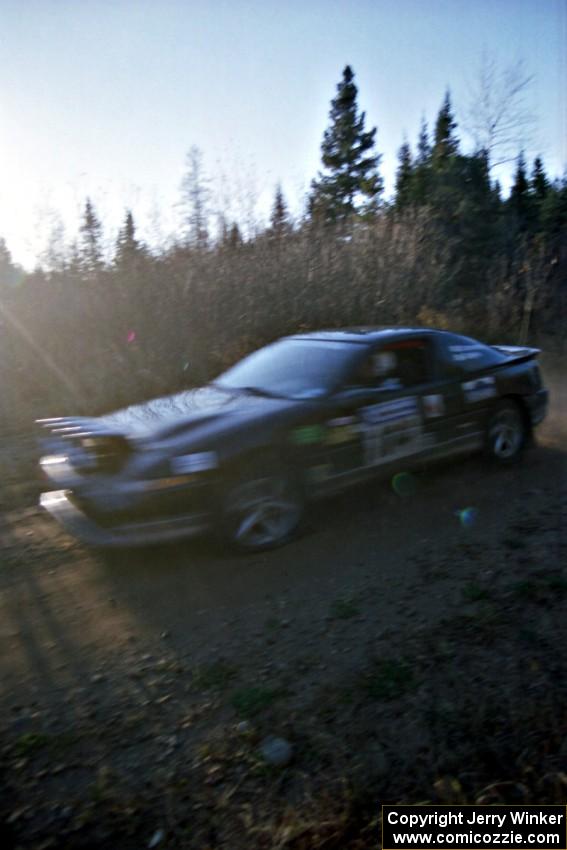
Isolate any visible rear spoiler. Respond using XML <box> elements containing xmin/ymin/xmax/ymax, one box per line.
<box><xmin>492</xmin><ymin>345</ymin><xmax>541</xmax><ymax>365</ymax></box>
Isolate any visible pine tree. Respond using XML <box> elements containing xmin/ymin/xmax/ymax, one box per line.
<box><xmin>412</xmin><ymin>118</ymin><xmax>432</xmax><ymax>205</ymax></box>
<box><xmin>309</xmin><ymin>65</ymin><xmax>383</xmax><ymax>223</ymax></box>
<box><xmin>79</xmin><ymin>198</ymin><xmax>104</xmax><ymax>276</ymax></box>
<box><xmin>527</xmin><ymin>157</ymin><xmax>551</xmax><ymax>235</ymax></box>
<box><xmin>394</xmin><ymin>140</ymin><xmax>414</xmax><ymax>209</ymax></box>
<box><xmin>540</xmin><ymin>175</ymin><xmax>567</xmax><ymax>238</ymax></box>
<box><xmin>432</xmin><ymin>91</ymin><xmax>459</xmax><ymax>166</ymax></box>
<box><xmin>269</xmin><ymin>184</ymin><xmax>291</xmax><ymax>236</ymax></box>
<box><xmin>0</xmin><ymin>238</ymin><xmax>23</xmax><ymax>287</ymax></box>
<box><xmin>508</xmin><ymin>152</ymin><xmax>531</xmax><ymax>231</ymax></box>
<box><xmin>416</xmin><ymin>118</ymin><xmax>431</xmax><ymax>164</ymax></box>
<box><xmin>412</xmin><ymin>97</ymin><xmax>500</xmax><ymax>297</ymax></box>
<box><xmin>115</xmin><ymin>210</ymin><xmax>144</xmax><ymax>268</ymax></box>
<box><xmin>455</xmin><ymin>149</ymin><xmax>501</xmax><ymax>282</ymax></box>
<box><xmin>427</xmin><ymin>93</ymin><xmax>463</xmax><ymax>231</ymax></box>
<box><xmin>217</xmin><ymin>215</ymin><xmax>243</xmax><ymax>249</ymax></box>
<box><xmin>228</xmin><ymin>222</ymin><xmax>242</xmax><ymax>249</ymax></box>
<box><xmin>40</xmin><ymin>214</ymin><xmax>68</xmax><ymax>274</ymax></box>
<box><xmin>179</xmin><ymin>145</ymin><xmax>209</xmax><ymax>248</ymax></box>
<box><xmin>112</xmin><ymin>209</ymin><xmax>153</xmax><ymax>345</ymax></box>
<box><xmin>530</xmin><ymin>157</ymin><xmax>550</xmax><ymax>201</ymax></box>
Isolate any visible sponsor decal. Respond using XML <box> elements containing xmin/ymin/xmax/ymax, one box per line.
<box><xmin>171</xmin><ymin>451</ymin><xmax>218</xmax><ymax>473</ymax></box>
<box><xmin>326</xmin><ymin>426</ymin><xmax>358</xmax><ymax>446</ymax></box>
<box><xmin>423</xmin><ymin>394</ymin><xmax>445</xmax><ymax>418</ymax></box>
<box><xmin>361</xmin><ymin>396</ymin><xmax>419</xmax><ymax>425</ymax></box>
<box><xmin>462</xmin><ymin>376</ymin><xmax>497</xmax><ymax>403</ymax></box>
<box><xmin>360</xmin><ymin>397</ymin><xmax>424</xmax><ymax>464</ymax></box>
<box><xmin>449</xmin><ymin>344</ymin><xmax>484</xmax><ymax>362</ymax></box>
<box><xmin>291</xmin><ymin>424</ymin><xmax>325</xmax><ymax>445</ymax></box>
<box><xmin>325</xmin><ymin>416</ymin><xmax>359</xmax><ymax>445</ymax></box>
<box><xmin>326</xmin><ymin>416</ymin><xmax>356</xmax><ymax>427</ymax></box>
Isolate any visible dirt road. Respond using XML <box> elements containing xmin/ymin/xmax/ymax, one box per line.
<box><xmin>1</xmin><ymin>362</ymin><xmax>565</xmax><ymax>847</ymax></box>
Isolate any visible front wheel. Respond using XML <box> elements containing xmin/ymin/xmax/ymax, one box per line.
<box><xmin>220</xmin><ymin>462</ymin><xmax>304</xmax><ymax>553</ymax></box>
<box><xmin>486</xmin><ymin>401</ymin><xmax>527</xmax><ymax>463</ymax></box>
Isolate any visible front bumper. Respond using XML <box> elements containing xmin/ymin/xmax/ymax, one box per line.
<box><xmin>40</xmin><ymin>489</ymin><xmax>211</xmax><ymax>547</ymax></box>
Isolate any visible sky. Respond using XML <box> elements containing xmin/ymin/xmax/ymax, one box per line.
<box><xmin>1</xmin><ymin>0</ymin><xmax>565</xmax><ymax>268</ymax></box>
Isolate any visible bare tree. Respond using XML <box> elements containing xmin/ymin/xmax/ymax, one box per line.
<box><xmin>464</xmin><ymin>52</ymin><xmax>536</xmax><ymax>169</ymax></box>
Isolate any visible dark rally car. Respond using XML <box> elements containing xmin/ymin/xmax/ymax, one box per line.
<box><xmin>38</xmin><ymin>327</ymin><xmax>549</xmax><ymax>552</ymax></box>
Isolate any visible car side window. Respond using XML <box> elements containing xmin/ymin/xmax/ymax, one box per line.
<box><xmin>435</xmin><ymin>336</ymin><xmax>464</xmax><ymax>379</ymax></box>
<box><xmin>352</xmin><ymin>339</ymin><xmax>432</xmax><ymax>389</ymax></box>
<box><xmin>372</xmin><ymin>339</ymin><xmax>431</xmax><ymax>389</ymax></box>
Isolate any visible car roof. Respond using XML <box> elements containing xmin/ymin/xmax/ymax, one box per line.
<box><xmin>286</xmin><ymin>326</ymin><xmax>441</xmax><ymax>345</ymax></box>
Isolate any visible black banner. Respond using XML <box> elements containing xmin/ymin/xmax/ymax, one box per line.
<box><xmin>382</xmin><ymin>805</ymin><xmax>567</xmax><ymax>850</ymax></box>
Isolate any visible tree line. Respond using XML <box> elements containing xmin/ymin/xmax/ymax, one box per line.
<box><xmin>1</xmin><ymin>64</ymin><xmax>565</xmax><ymax>431</ymax></box>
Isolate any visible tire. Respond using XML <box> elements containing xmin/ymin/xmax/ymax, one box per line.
<box><xmin>220</xmin><ymin>458</ymin><xmax>304</xmax><ymax>553</ymax></box>
<box><xmin>486</xmin><ymin>400</ymin><xmax>527</xmax><ymax>464</ymax></box>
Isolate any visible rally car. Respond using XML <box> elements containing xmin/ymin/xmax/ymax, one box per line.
<box><xmin>38</xmin><ymin>327</ymin><xmax>549</xmax><ymax>552</ymax></box>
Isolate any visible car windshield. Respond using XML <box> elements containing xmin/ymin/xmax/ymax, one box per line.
<box><xmin>214</xmin><ymin>338</ymin><xmax>364</xmax><ymax>400</ymax></box>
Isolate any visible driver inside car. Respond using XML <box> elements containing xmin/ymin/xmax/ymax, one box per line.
<box><xmin>371</xmin><ymin>351</ymin><xmax>402</xmax><ymax>389</ymax></box>
<box><xmin>352</xmin><ymin>350</ymin><xmax>402</xmax><ymax>389</ymax></box>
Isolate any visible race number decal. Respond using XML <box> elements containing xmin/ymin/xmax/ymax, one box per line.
<box><xmin>360</xmin><ymin>397</ymin><xmax>423</xmax><ymax>465</ymax></box>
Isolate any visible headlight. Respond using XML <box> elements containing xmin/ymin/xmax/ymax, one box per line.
<box><xmin>79</xmin><ymin>435</ymin><xmax>132</xmax><ymax>474</ymax></box>
<box><xmin>40</xmin><ymin>454</ymin><xmax>68</xmax><ymax>466</ymax></box>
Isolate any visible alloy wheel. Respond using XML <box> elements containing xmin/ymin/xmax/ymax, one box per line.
<box><xmin>488</xmin><ymin>405</ymin><xmax>525</xmax><ymax>461</ymax></box>
<box><xmin>225</xmin><ymin>475</ymin><xmax>302</xmax><ymax>550</ymax></box>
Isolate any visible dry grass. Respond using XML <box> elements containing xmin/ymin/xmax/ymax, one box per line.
<box><xmin>1</xmin><ymin>213</ymin><xmax>565</xmax><ymax>433</ymax></box>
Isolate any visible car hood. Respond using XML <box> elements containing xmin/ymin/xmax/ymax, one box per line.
<box><xmin>97</xmin><ymin>385</ymin><xmax>303</xmax><ymax>441</ymax></box>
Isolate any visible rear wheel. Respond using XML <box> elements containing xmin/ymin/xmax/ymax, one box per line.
<box><xmin>486</xmin><ymin>400</ymin><xmax>527</xmax><ymax>463</ymax></box>
<box><xmin>220</xmin><ymin>459</ymin><xmax>304</xmax><ymax>553</ymax></box>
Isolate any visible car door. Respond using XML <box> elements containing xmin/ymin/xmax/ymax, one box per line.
<box><xmin>317</xmin><ymin>336</ymin><xmax>444</xmax><ymax>481</ymax></box>
<box><xmin>356</xmin><ymin>337</ymin><xmax>442</xmax><ymax>466</ymax></box>
<box><xmin>430</xmin><ymin>333</ymin><xmax>498</xmax><ymax>452</ymax></box>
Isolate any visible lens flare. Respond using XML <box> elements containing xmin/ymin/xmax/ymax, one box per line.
<box><xmin>457</xmin><ymin>507</ymin><xmax>478</xmax><ymax>528</ymax></box>
<box><xmin>391</xmin><ymin>471</ymin><xmax>416</xmax><ymax>497</ymax></box>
